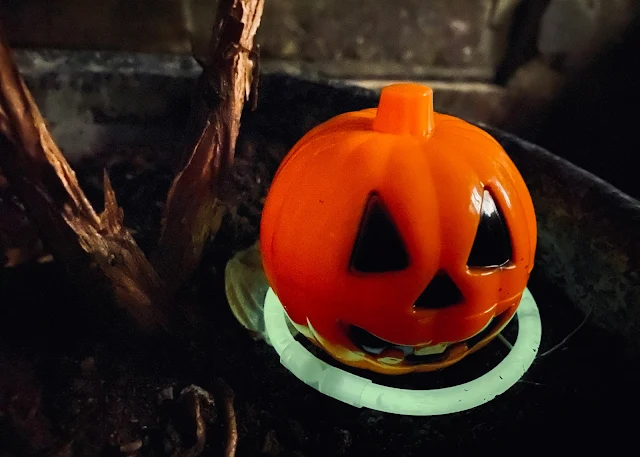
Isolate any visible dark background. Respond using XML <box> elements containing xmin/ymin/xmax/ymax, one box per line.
<box><xmin>1</xmin><ymin>0</ymin><xmax>639</xmax><ymax>197</ymax></box>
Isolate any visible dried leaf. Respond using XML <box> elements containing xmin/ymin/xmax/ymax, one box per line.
<box><xmin>224</xmin><ymin>241</ymin><xmax>269</xmax><ymax>338</ymax></box>
<box><xmin>224</xmin><ymin>241</ymin><xmax>299</xmax><ymax>341</ymax></box>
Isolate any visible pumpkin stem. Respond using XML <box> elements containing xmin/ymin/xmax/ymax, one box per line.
<box><xmin>373</xmin><ymin>84</ymin><xmax>435</xmax><ymax>137</ymax></box>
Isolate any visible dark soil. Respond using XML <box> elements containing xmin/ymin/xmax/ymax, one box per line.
<box><xmin>1</xmin><ymin>133</ymin><xmax>639</xmax><ymax>457</ymax></box>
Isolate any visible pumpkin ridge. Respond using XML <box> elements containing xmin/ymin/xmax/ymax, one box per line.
<box><xmin>263</xmin><ymin>138</ymin><xmax>337</xmax><ymax>272</ymax></box>
<box><xmin>270</xmin><ymin>132</ymin><xmax>379</xmax><ymax>281</ymax></box>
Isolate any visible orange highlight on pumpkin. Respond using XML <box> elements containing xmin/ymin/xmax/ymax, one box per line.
<box><xmin>372</xmin><ymin>84</ymin><xmax>435</xmax><ymax>137</ymax></box>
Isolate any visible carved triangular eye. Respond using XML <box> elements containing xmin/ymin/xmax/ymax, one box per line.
<box><xmin>350</xmin><ymin>193</ymin><xmax>409</xmax><ymax>273</ymax></box>
<box><xmin>467</xmin><ymin>189</ymin><xmax>512</xmax><ymax>268</ymax></box>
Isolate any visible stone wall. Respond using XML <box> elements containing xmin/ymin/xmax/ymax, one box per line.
<box><xmin>1</xmin><ymin>0</ymin><xmax>639</xmax><ymax>182</ymax></box>
<box><xmin>2</xmin><ymin>0</ymin><xmax>637</xmax><ymax>82</ymax></box>
<box><xmin>0</xmin><ymin>0</ymin><xmax>508</xmax><ymax>81</ymax></box>
<box><xmin>0</xmin><ymin>0</ymin><xmax>192</xmax><ymax>53</ymax></box>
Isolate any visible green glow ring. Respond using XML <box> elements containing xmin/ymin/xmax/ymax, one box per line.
<box><xmin>264</xmin><ymin>287</ymin><xmax>541</xmax><ymax>416</ymax></box>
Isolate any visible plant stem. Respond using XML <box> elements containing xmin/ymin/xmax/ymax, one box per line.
<box><xmin>153</xmin><ymin>0</ymin><xmax>265</xmax><ymax>294</ymax></box>
<box><xmin>0</xmin><ymin>29</ymin><xmax>168</xmax><ymax>331</ymax></box>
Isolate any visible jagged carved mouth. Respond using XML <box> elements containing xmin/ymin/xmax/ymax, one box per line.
<box><xmin>347</xmin><ymin>312</ymin><xmax>508</xmax><ymax>365</ymax></box>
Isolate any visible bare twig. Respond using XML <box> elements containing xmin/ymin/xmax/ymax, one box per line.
<box><xmin>173</xmin><ymin>385</ymin><xmax>215</xmax><ymax>457</ymax></box>
<box><xmin>0</xmin><ymin>1</ymin><xmax>265</xmax><ymax>327</ymax></box>
<box><xmin>153</xmin><ymin>0</ymin><xmax>265</xmax><ymax>294</ymax></box>
<box><xmin>0</xmin><ymin>29</ymin><xmax>168</xmax><ymax>330</ymax></box>
<box><xmin>215</xmin><ymin>378</ymin><xmax>238</xmax><ymax>457</ymax></box>
<box><xmin>539</xmin><ymin>307</ymin><xmax>593</xmax><ymax>357</ymax></box>
<box><xmin>0</xmin><ymin>3</ymin><xmax>264</xmax><ymax>449</ymax></box>
<box><xmin>517</xmin><ymin>380</ymin><xmax>549</xmax><ymax>387</ymax></box>
<box><xmin>189</xmin><ymin>394</ymin><xmax>207</xmax><ymax>457</ymax></box>
<box><xmin>496</xmin><ymin>333</ymin><xmax>514</xmax><ymax>350</ymax></box>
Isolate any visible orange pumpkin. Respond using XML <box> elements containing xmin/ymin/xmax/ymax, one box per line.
<box><xmin>260</xmin><ymin>84</ymin><xmax>537</xmax><ymax>375</ymax></box>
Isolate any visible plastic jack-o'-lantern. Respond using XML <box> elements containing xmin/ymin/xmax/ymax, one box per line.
<box><xmin>260</xmin><ymin>84</ymin><xmax>537</xmax><ymax>375</ymax></box>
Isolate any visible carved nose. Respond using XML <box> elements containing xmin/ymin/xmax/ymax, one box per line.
<box><xmin>414</xmin><ymin>271</ymin><xmax>463</xmax><ymax>309</ymax></box>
